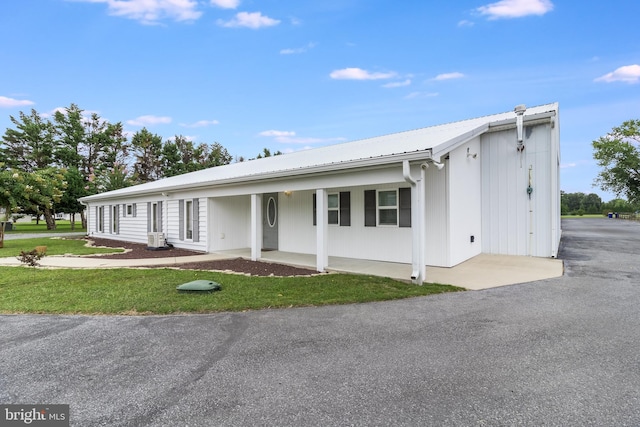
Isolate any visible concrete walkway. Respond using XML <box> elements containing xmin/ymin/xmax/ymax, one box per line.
<box><xmin>0</xmin><ymin>244</ymin><xmax>563</xmax><ymax>290</ymax></box>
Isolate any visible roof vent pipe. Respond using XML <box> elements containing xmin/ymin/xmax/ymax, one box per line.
<box><xmin>514</xmin><ymin>104</ymin><xmax>526</xmax><ymax>152</ymax></box>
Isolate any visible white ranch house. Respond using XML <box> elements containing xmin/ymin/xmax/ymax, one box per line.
<box><xmin>80</xmin><ymin>103</ymin><xmax>561</xmax><ymax>284</ymax></box>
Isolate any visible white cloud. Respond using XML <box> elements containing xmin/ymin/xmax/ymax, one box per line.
<box><xmin>259</xmin><ymin>129</ymin><xmax>345</xmax><ymax>144</ymax></box>
<box><xmin>280</xmin><ymin>42</ymin><xmax>316</xmax><ymax>55</ymax></box>
<box><xmin>210</xmin><ymin>0</ymin><xmax>239</xmax><ymax>9</ymax></box>
<box><xmin>330</xmin><ymin>67</ymin><xmax>396</xmax><ymax>80</ymax></box>
<box><xmin>259</xmin><ymin>130</ymin><xmax>296</xmax><ymax>138</ymax></box>
<box><xmin>127</xmin><ymin>115</ymin><xmax>172</xmax><ymax>126</ymax></box>
<box><xmin>433</xmin><ymin>72</ymin><xmax>465</xmax><ymax>81</ymax></box>
<box><xmin>0</xmin><ymin>96</ymin><xmax>35</xmax><ymax>108</ymax></box>
<box><xmin>70</xmin><ymin>0</ymin><xmax>202</xmax><ymax>24</ymax></box>
<box><xmin>180</xmin><ymin>119</ymin><xmax>219</xmax><ymax>127</ymax></box>
<box><xmin>382</xmin><ymin>79</ymin><xmax>412</xmax><ymax>88</ymax></box>
<box><xmin>595</xmin><ymin>65</ymin><xmax>640</xmax><ymax>84</ymax></box>
<box><xmin>477</xmin><ymin>0</ymin><xmax>553</xmax><ymax>19</ymax></box>
<box><xmin>217</xmin><ymin>11</ymin><xmax>280</xmax><ymax>29</ymax></box>
<box><xmin>561</xmin><ymin>162</ymin><xmax>577</xmax><ymax>169</ymax></box>
<box><xmin>404</xmin><ymin>92</ymin><xmax>439</xmax><ymax>99</ymax></box>
<box><xmin>457</xmin><ymin>20</ymin><xmax>474</xmax><ymax>27</ymax></box>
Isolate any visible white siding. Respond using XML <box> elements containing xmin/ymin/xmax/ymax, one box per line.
<box><xmin>279</xmin><ymin>186</ymin><xmax>413</xmax><ymax>263</ymax></box>
<box><xmin>448</xmin><ymin>138</ymin><xmax>483</xmax><ymax>266</ymax></box>
<box><xmin>331</xmin><ymin>186</ymin><xmax>412</xmax><ymax>263</ymax></box>
<box><xmin>209</xmin><ymin>196</ymin><xmax>251</xmax><ymax>251</ymax></box>
<box><xmin>424</xmin><ymin>161</ymin><xmax>449</xmax><ymax>267</ymax></box>
<box><xmin>481</xmin><ymin>123</ymin><xmax>556</xmax><ymax>257</ymax></box>
<box><xmin>279</xmin><ymin>191</ymin><xmax>316</xmax><ymax>254</ymax></box>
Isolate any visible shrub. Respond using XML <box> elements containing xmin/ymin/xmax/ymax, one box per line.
<box><xmin>17</xmin><ymin>249</ymin><xmax>45</xmax><ymax>267</ymax></box>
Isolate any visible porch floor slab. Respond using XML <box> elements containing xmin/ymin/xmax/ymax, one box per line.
<box><xmin>218</xmin><ymin>249</ymin><xmax>564</xmax><ymax>291</ymax></box>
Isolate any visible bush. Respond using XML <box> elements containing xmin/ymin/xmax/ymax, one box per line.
<box><xmin>16</xmin><ymin>249</ymin><xmax>45</xmax><ymax>267</ymax></box>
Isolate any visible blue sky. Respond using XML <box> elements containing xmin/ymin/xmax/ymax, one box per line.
<box><xmin>1</xmin><ymin>0</ymin><xmax>639</xmax><ymax>201</ymax></box>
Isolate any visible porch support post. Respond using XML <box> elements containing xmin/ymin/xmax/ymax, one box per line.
<box><xmin>316</xmin><ymin>188</ymin><xmax>328</xmax><ymax>272</ymax></box>
<box><xmin>251</xmin><ymin>193</ymin><xmax>262</xmax><ymax>261</ymax></box>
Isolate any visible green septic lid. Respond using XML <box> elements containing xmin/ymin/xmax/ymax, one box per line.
<box><xmin>176</xmin><ymin>280</ymin><xmax>221</xmax><ymax>292</ymax></box>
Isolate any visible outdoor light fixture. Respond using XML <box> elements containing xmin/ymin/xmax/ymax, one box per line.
<box><xmin>284</xmin><ymin>190</ymin><xmax>293</xmax><ymax>196</ymax></box>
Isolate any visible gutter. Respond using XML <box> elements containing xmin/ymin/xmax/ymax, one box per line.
<box><xmin>81</xmin><ymin>149</ymin><xmax>434</xmax><ymax>203</ymax></box>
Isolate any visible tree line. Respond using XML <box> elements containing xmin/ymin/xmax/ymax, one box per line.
<box><xmin>561</xmin><ymin>192</ymin><xmax>639</xmax><ymax>216</ymax></box>
<box><xmin>0</xmin><ymin>104</ymin><xmax>280</xmax><ymax>235</ymax></box>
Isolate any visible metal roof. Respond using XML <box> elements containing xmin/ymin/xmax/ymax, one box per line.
<box><xmin>81</xmin><ymin>103</ymin><xmax>557</xmax><ymax>202</ymax></box>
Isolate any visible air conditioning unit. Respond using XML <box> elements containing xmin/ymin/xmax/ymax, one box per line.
<box><xmin>147</xmin><ymin>232</ymin><xmax>165</xmax><ymax>248</ymax></box>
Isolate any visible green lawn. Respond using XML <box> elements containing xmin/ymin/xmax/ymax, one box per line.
<box><xmin>4</xmin><ymin>220</ymin><xmax>86</xmax><ymax>234</ymax></box>
<box><xmin>0</xmin><ymin>237</ymin><xmax>121</xmax><ymax>256</ymax></box>
<box><xmin>0</xmin><ymin>235</ymin><xmax>462</xmax><ymax>314</ymax></box>
<box><xmin>0</xmin><ymin>267</ymin><xmax>462</xmax><ymax>315</ymax></box>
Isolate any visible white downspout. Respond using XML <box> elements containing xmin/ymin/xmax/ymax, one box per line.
<box><xmin>403</xmin><ymin>160</ymin><xmax>425</xmax><ymax>285</ymax></box>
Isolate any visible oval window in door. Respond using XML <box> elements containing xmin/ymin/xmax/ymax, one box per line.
<box><xmin>267</xmin><ymin>197</ymin><xmax>277</xmax><ymax>227</ymax></box>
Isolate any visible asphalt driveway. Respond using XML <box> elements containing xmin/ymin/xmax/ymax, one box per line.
<box><xmin>1</xmin><ymin>218</ymin><xmax>639</xmax><ymax>426</ymax></box>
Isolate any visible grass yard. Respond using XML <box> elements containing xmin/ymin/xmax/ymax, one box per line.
<box><xmin>0</xmin><ymin>267</ymin><xmax>462</xmax><ymax>315</ymax></box>
<box><xmin>0</xmin><ymin>237</ymin><xmax>121</xmax><ymax>256</ymax></box>
<box><xmin>5</xmin><ymin>220</ymin><xmax>86</xmax><ymax>234</ymax></box>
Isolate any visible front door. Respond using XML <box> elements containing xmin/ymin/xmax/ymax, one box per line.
<box><xmin>262</xmin><ymin>193</ymin><xmax>278</xmax><ymax>250</ymax></box>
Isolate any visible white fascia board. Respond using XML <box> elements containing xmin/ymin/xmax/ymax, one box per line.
<box><xmin>486</xmin><ymin>111</ymin><xmax>556</xmax><ymax>133</ymax></box>
<box><xmin>430</xmin><ymin>111</ymin><xmax>556</xmax><ymax>160</ymax></box>
<box><xmin>431</xmin><ymin>123</ymin><xmax>489</xmax><ymax>161</ymax></box>
<box><xmin>79</xmin><ymin>149</ymin><xmax>433</xmax><ymax>203</ymax></box>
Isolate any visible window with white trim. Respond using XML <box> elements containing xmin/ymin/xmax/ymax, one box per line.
<box><xmin>98</xmin><ymin>206</ymin><xmax>104</xmax><ymax>232</ymax></box>
<box><xmin>151</xmin><ymin>202</ymin><xmax>159</xmax><ymax>232</ymax></box>
<box><xmin>327</xmin><ymin>193</ymin><xmax>339</xmax><ymax>225</ymax></box>
<box><xmin>377</xmin><ymin>190</ymin><xmax>398</xmax><ymax>225</ymax></box>
<box><xmin>364</xmin><ymin>188</ymin><xmax>411</xmax><ymax>227</ymax></box>
<box><xmin>186</xmin><ymin>200</ymin><xmax>193</xmax><ymax>240</ymax></box>
<box><xmin>112</xmin><ymin>205</ymin><xmax>119</xmax><ymax>234</ymax></box>
<box><xmin>313</xmin><ymin>192</ymin><xmax>351</xmax><ymax>226</ymax></box>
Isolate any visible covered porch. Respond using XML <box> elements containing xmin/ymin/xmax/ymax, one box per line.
<box><xmin>216</xmin><ymin>249</ymin><xmax>564</xmax><ymax>291</ymax></box>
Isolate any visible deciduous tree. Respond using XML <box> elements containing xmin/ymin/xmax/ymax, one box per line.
<box><xmin>593</xmin><ymin>120</ymin><xmax>640</xmax><ymax>203</ymax></box>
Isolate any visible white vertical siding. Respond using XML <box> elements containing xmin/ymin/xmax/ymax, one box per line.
<box><xmin>424</xmin><ymin>161</ymin><xmax>449</xmax><ymax>267</ymax></box>
<box><xmin>279</xmin><ymin>186</ymin><xmax>413</xmax><ymax>263</ymax></box>
<box><xmin>330</xmin><ymin>186</ymin><xmax>412</xmax><ymax>263</ymax></box>
<box><xmin>527</xmin><ymin>124</ymin><xmax>553</xmax><ymax>257</ymax></box>
<box><xmin>481</xmin><ymin>123</ymin><xmax>556</xmax><ymax>257</ymax></box>
<box><xmin>279</xmin><ymin>191</ymin><xmax>316</xmax><ymax>254</ymax></box>
<box><xmin>448</xmin><ymin>138</ymin><xmax>483</xmax><ymax>266</ymax></box>
<box><xmin>209</xmin><ymin>196</ymin><xmax>251</xmax><ymax>251</ymax></box>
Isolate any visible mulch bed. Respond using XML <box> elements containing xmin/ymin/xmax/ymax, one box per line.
<box><xmin>85</xmin><ymin>237</ymin><xmax>319</xmax><ymax>277</ymax></box>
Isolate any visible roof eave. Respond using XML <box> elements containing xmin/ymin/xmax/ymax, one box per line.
<box><xmin>80</xmin><ymin>148</ymin><xmax>434</xmax><ymax>203</ymax></box>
